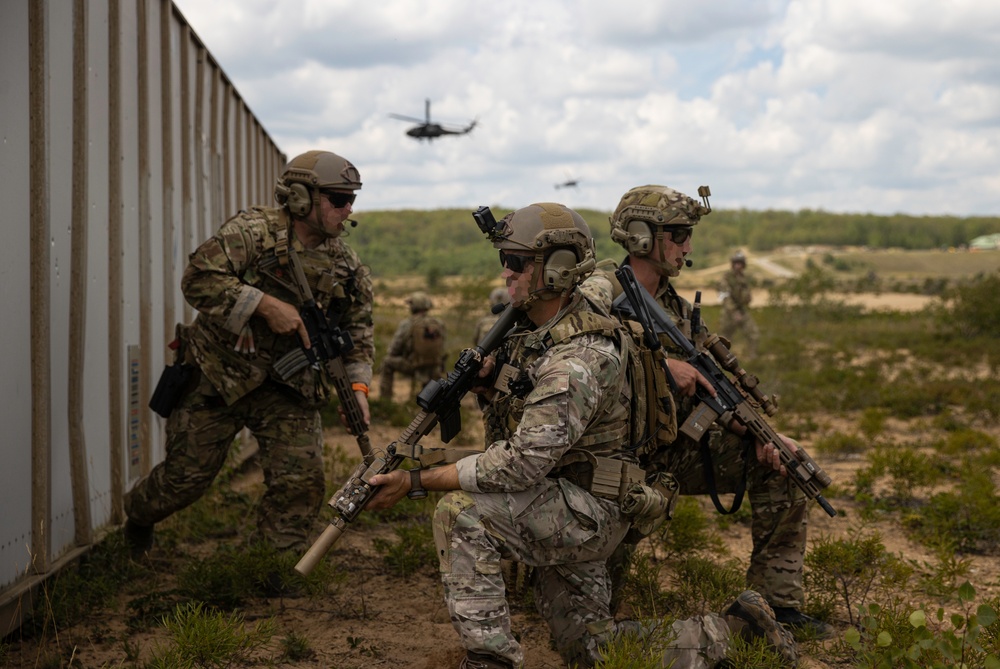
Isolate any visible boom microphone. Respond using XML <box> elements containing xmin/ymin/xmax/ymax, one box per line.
<box><xmin>685</xmin><ymin>258</ymin><xmax>693</xmax><ymax>268</ymax></box>
<box><xmin>348</xmin><ymin>219</ymin><xmax>358</xmax><ymax>228</ymax></box>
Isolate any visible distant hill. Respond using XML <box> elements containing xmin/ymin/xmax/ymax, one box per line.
<box><xmin>349</xmin><ymin>207</ymin><xmax>1000</xmax><ymax>278</ymax></box>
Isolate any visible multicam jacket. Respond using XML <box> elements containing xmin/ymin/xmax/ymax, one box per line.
<box><xmin>456</xmin><ymin>292</ymin><xmax>631</xmax><ymax>494</ymax></box>
<box><xmin>718</xmin><ymin>268</ymin><xmax>753</xmax><ymax>315</ymax></box>
<box><xmin>180</xmin><ymin>206</ymin><xmax>374</xmax><ymax>406</ymax></box>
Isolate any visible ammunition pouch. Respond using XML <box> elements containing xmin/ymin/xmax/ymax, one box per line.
<box><xmin>621</xmin><ymin>471</ymin><xmax>678</xmax><ymax>541</ymax></box>
<box><xmin>549</xmin><ymin>450</ymin><xmax>646</xmax><ymax>503</ymax></box>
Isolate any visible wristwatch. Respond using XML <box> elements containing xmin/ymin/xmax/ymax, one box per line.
<box><xmin>407</xmin><ymin>468</ymin><xmax>427</xmax><ymax>500</ymax></box>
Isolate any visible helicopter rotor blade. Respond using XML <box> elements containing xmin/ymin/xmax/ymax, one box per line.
<box><xmin>389</xmin><ymin>113</ymin><xmax>426</xmax><ymax>123</ymax></box>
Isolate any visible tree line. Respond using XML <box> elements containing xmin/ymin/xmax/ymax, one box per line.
<box><xmin>349</xmin><ymin>207</ymin><xmax>1000</xmax><ymax>277</ymax></box>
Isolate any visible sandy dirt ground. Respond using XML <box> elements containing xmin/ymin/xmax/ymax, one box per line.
<box><xmin>3</xmin><ymin>290</ymin><xmax>994</xmax><ymax>669</ymax></box>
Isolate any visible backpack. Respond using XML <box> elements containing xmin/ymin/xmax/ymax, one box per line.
<box><xmin>411</xmin><ymin>314</ymin><xmax>446</xmax><ymax>367</ymax></box>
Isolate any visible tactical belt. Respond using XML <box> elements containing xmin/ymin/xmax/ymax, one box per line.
<box><xmin>550</xmin><ymin>449</ymin><xmax>646</xmax><ymax>502</ymax></box>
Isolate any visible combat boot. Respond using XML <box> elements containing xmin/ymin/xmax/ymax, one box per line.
<box><xmin>458</xmin><ymin>651</ymin><xmax>514</xmax><ymax>669</ymax></box>
<box><xmin>724</xmin><ymin>590</ymin><xmax>798</xmax><ymax>666</ymax></box>
<box><xmin>123</xmin><ymin>519</ymin><xmax>154</xmax><ymax>558</ymax></box>
<box><xmin>772</xmin><ymin>606</ymin><xmax>836</xmax><ymax>640</ymax></box>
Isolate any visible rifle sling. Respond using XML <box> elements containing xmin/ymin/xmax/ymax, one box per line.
<box><xmin>698</xmin><ymin>432</ymin><xmax>752</xmax><ymax>515</ymax></box>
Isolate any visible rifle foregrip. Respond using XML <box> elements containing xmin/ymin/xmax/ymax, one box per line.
<box><xmin>294</xmin><ymin>519</ymin><xmax>345</xmax><ymax>576</ymax></box>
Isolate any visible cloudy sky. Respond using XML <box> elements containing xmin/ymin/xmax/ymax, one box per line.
<box><xmin>173</xmin><ymin>0</ymin><xmax>1000</xmax><ymax>217</ymax></box>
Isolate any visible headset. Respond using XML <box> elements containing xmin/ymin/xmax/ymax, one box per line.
<box><xmin>274</xmin><ymin>180</ymin><xmax>315</xmax><ymax>217</ymax></box>
<box><xmin>542</xmin><ymin>248</ymin><xmax>597</xmax><ymax>291</ymax></box>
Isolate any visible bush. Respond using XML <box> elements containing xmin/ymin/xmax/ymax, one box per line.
<box><xmin>937</xmin><ymin>271</ymin><xmax>1000</xmax><ymax>338</ymax></box>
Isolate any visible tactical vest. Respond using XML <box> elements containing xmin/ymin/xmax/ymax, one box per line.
<box><xmin>410</xmin><ymin>313</ymin><xmax>445</xmax><ymax>367</ymax></box>
<box><xmin>483</xmin><ymin>301</ymin><xmax>632</xmax><ymax>462</ymax></box>
<box><xmin>184</xmin><ymin>206</ymin><xmax>365</xmax><ymax>406</ymax></box>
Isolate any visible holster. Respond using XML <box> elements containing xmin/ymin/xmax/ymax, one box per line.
<box><xmin>149</xmin><ymin>327</ymin><xmax>195</xmax><ymax>418</ymax></box>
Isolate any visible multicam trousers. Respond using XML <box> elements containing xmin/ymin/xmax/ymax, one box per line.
<box><xmin>124</xmin><ymin>378</ymin><xmax>325</xmax><ymax>551</ymax></box>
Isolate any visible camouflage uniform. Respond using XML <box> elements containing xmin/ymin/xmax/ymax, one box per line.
<box><xmin>434</xmin><ymin>293</ymin><xmax>745</xmax><ymax>669</ymax></box>
<box><xmin>379</xmin><ymin>310</ymin><xmax>446</xmax><ymax>400</ymax></box>
<box><xmin>125</xmin><ymin>206</ymin><xmax>374</xmax><ymax>551</ymax></box>
<box><xmin>648</xmin><ymin>267</ymin><xmax>806</xmax><ymax>608</ymax></box>
<box><xmin>718</xmin><ymin>264</ymin><xmax>759</xmax><ymax>358</ymax></box>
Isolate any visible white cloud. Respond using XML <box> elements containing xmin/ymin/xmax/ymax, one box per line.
<box><xmin>174</xmin><ymin>0</ymin><xmax>1000</xmax><ymax>216</ymax></box>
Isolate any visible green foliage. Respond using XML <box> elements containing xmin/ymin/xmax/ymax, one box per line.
<box><xmin>280</xmin><ymin>631</ymin><xmax>315</xmax><ymax>662</ymax></box>
<box><xmin>595</xmin><ymin>619</ymin><xmax>677</xmax><ymax>669</ymax></box>
<box><xmin>372</xmin><ymin>521</ymin><xmax>438</xmax><ymax>577</ymax></box>
<box><xmin>804</xmin><ymin>530</ymin><xmax>914</xmax><ymax>626</ymax></box>
<box><xmin>349</xmin><ymin>208</ymin><xmax>1000</xmax><ymax>278</ymax></box>
<box><xmin>815</xmin><ymin>430</ymin><xmax>869</xmax><ymax>458</ymax></box>
<box><xmin>724</xmin><ymin>632</ymin><xmax>798</xmax><ymax>668</ymax></box>
<box><xmin>852</xmin><ymin>442</ymin><xmax>946</xmax><ymax>508</ymax></box>
<box><xmin>24</xmin><ymin>531</ymin><xmax>148</xmax><ymax>636</ymax></box>
<box><xmin>840</xmin><ymin>583</ymin><xmax>1000</xmax><ymax>669</ymax></box>
<box><xmin>649</xmin><ymin>497</ymin><xmax>726</xmax><ymax>561</ymax></box>
<box><xmin>661</xmin><ymin>556</ymin><xmax>746</xmax><ymax>618</ymax></box>
<box><xmin>936</xmin><ymin>270</ymin><xmax>1000</xmax><ymax>338</ymax></box>
<box><xmin>146</xmin><ymin>601</ymin><xmax>276</xmax><ymax>669</ymax></box>
<box><xmin>902</xmin><ymin>464</ymin><xmax>1000</xmax><ymax>553</ymax></box>
<box><xmin>176</xmin><ymin>541</ymin><xmax>335</xmax><ymax>609</ymax></box>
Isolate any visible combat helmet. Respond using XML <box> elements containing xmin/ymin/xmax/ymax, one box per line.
<box><xmin>274</xmin><ymin>150</ymin><xmax>362</xmax><ymax>219</ymax></box>
<box><xmin>407</xmin><ymin>292</ymin><xmax>434</xmax><ymax>313</ymax></box>
<box><xmin>610</xmin><ymin>184</ymin><xmax>711</xmax><ymax>276</ymax></box>
<box><xmin>731</xmin><ymin>250</ymin><xmax>747</xmax><ymax>265</ymax></box>
<box><xmin>492</xmin><ymin>203</ymin><xmax>597</xmax><ymax>303</ymax></box>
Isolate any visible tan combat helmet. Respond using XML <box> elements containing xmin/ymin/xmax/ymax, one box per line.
<box><xmin>492</xmin><ymin>203</ymin><xmax>596</xmax><ymax>307</ymax></box>
<box><xmin>407</xmin><ymin>292</ymin><xmax>434</xmax><ymax>313</ymax></box>
<box><xmin>609</xmin><ymin>184</ymin><xmax>711</xmax><ymax>276</ymax></box>
<box><xmin>274</xmin><ymin>150</ymin><xmax>362</xmax><ymax>221</ymax></box>
<box><xmin>731</xmin><ymin>250</ymin><xmax>747</xmax><ymax>265</ymax></box>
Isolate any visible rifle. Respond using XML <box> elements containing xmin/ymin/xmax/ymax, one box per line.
<box><xmin>294</xmin><ymin>303</ymin><xmax>519</xmax><ymax>575</ymax></box>
<box><xmin>613</xmin><ymin>265</ymin><xmax>837</xmax><ymax>518</ymax></box>
<box><xmin>272</xmin><ymin>247</ymin><xmax>372</xmax><ymax>458</ymax></box>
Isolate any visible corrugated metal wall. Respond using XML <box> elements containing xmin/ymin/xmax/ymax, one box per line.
<box><xmin>0</xmin><ymin>0</ymin><xmax>285</xmax><ymax>632</ymax></box>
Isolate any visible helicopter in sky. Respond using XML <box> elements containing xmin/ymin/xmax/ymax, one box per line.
<box><xmin>389</xmin><ymin>98</ymin><xmax>477</xmax><ymax>141</ymax></box>
<box><xmin>554</xmin><ymin>176</ymin><xmax>581</xmax><ymax>189</ymax></box>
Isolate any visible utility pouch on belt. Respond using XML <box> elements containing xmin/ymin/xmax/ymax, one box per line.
<box><xmin>551</xmin><ymin>449</ymin><xmax>646</xmax><ymax>503</ymax></box>
<box><xmin>149</xmin><ymin>327</ymin><xmax>195</xmax><ymax>418</ymax></box>
<box><xmin>621</xmin><ymin>471</ymin><xmax>679</xmax><ymax>540</ymax></box>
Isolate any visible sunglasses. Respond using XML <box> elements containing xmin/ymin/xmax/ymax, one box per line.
<box><xmin>323</xmin><ymin>190</ymin><xmax>356</xmax><ymax>208</ymax></box>
<box><xmin>664</xmin><ymin>227</ymin><xmax>693</xmax><ymax>244</ymax></box>
<box><xmin>499</xmin><ymin>251</ymin><xmax>533</xmax><ymax>273</ymax></box>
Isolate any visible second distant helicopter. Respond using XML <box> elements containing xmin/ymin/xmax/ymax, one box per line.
<box><xmin>390</xmin><ymin>99</ymin><xmax>477</xmax><ymax>141</ymax></box>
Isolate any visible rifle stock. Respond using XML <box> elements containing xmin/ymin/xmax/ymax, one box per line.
<box><xmin>294</xmin><ymin>305</ymin><xmax>519</xmax><ymax>575</ymax></box>
<box><xmin>613</xmin><ymin>265</ymin><xmax>836</xmax><ymax>518</ymax></box>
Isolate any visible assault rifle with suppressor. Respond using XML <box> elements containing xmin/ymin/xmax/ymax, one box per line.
<box><xmin>272</xmin><ymin>247</ymin><xmax>372</xmax><ymax>458</ymax></box>
<box><xmin>295</xmin><ymin>303</ymin><xmax>519</xmax><ymax>575</ymax></box>
<box><xmin>613</xmin><ymin>265</ymin><xmax>837</xmax><ymax>518</ymax></box>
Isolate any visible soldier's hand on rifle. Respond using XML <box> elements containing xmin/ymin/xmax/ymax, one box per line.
<box><xmin>469</xmin><ymin>354</ymin><xmax>497</xmax><ymax>396</ymax></box>
<box><xmin>365</xmin><ymin>470</ymin><xmax>410</xmax><ymax>510</ymax></box>
<box><xmin>340</xmin><ymin>392</ymin><xmax>370</xmax><ymax>431</ymax></box>
<box><xmin>755</xmin><ymin>434</ymin><xmax>795</xmax><ymax>478</ymax></box>
<box><xmin>256</xmin><ymin>294</ymin><xmax>310</xmax><ymax>346</ymax></box>
<box><xmin>666</xmin><ymin>358</ymin><xmax>716</xmax><ymax>398</ymax></box>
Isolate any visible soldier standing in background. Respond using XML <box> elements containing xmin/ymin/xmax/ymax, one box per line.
<box><xmin>472</xmin><ymin>286</ymin><xmax>510</xmax><ymax>346</ymax></box>
<box><xmin>366</xmin><ymin>203</ymin><xmax>796</xmax><ymax>669</ymax></box>
<box><xmin>604</xmin><ymin>184</ymin><xmax>832</xmax><ymax>640</ymax></box>
<box><xmin>124</xmin><ymin>150</ymin><xmax>374</xmax><ymax>556</ymax></box>
<box><xmin>718</xmin><ymin>250</ymin><xmax>760</xmax><ymax>359</ymax></box>
<box><xmin>379</xmin><ymin>291</ymin><xmax>447</xmax><ymax>402</ymax></box>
